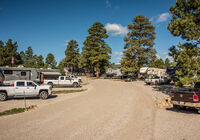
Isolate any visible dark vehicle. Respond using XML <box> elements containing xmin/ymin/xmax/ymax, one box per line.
<box><xmin>166</xmin><ymin>67</ymin><xmax>177</xmax><ymax>82</ymax></box>
<box><xmin>123</xmin><ymin>75</ymin><xmax>137</xmax><ymax>82</ymax></box>
<box><xmin>170</xmin><ymin>82</ymin><xmax>200</xmax><ymax>113</ymax></box>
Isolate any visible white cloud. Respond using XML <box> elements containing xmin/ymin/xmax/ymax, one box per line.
<box><xmin>65</xmin><ymin>40</ymin><xmax>69</xmax><ymax>46</ymax></box>
<box><xmin>105</xmin><ymin>23</ymin><xmax>128</xmax><ymax>36</ymax></box>
<box><xmin>156</xmin><ymin>13</ymin><xmax>170</xmax><ymax>23</ymax></box>
<box><xmin>156</xmin><ymin>54</ymin><xmax>161</xmax><ymax>59</ymax></box>
<box><xmin>113</xmin><ymin>51</ymin><xmax>123</xmax><ymax>61</ymax></box>
<box><xmin>164</xmin><ymin>55</ymin><xmax>173</xmax><ymax>62</ymax></box>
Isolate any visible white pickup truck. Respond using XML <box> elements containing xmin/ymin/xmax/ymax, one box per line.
<box><xmin>145</xmin><ymin>76</ymin><xmax>170</xmax><ymax>85</ymax></box>
<box><xmin>0</xmin><ymin>80</ymin><xmax>52</xmax><ymax>101</ymax></box>
<box><xmin>44</xmin><ymin>76</ymin><xmax>80</xmax><ymax>87</ymax></box>
<box><xmin>69</xmin><ymin>75</ymin><xmax>82</xmax><ymax>83</ymax></box>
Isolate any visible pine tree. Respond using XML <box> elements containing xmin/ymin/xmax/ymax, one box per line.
<box><xmin>168</xmin><ymin>0</ymin><xmax>200</xmax><ymax>87</ymax></box>
<box><xmin>168</xmin><ymin>0</ymin><xmax>200</xmax><ymax>44</ymax></box>
<box><xmin>164</xmin><ymin>58</ymin><xmax>170</xmax><ymax>68</ymax></box>
<box><xmin>64</xmin><ymin>40</ymin><xmax>80</xmax><ymax>75</ymax></box>
<box><xmin>82</xmin><ymin>22</ymin><xmax>111</xmax><ymax>77</ymax></box>
<box><xmin>23</xmin><ymin>46</ymin><xmax>36</xmax><ymax>67</ymax></box>
<box><xmin>175</xmin><ymin>43</ymin><xmax>200</xmax><ymax>87</ymax></box>
<box><xmin>149</xmin><ymin>58</ymin><xmax>165</xmax><ymax>69</ymax></box>
<box><xmin>57</xmin><ymin>59</ymin><xmax>66</xmax><ymax>75</ymax></box>
<box><xmin>121</xmin><ymin>15</ymin><xmax>156</xmax><ymax>75</ymax></box>
<box><xmin>45</xmin><ymin>53</ymin><xmax>57</xmax><ymax>69</ymax></box>
<box><xmin>36</xmin><ymin>55</ymin><xmax>44</xmax><ymax>68</ymax></box>
<box><xmin>0</xmin><ymin>39</ymin><xmax>22</xmax><ymax>66</ymax></box>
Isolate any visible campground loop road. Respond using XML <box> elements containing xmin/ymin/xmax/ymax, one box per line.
<box><xmin>0</xmin><ymin>79</ymin><xmax>200</xmax><ymax>140</ymax></box>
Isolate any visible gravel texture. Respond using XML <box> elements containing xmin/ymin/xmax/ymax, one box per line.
<box><xmin>0</xmin><ymin>79</ymin><xmax>200</xmax><ymax>140</ymax></box>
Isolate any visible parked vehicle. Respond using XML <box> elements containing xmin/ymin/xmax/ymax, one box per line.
<box><xmin>69</xmin><ymin>75</ymin><xmax>82</xmax><ymax>83</ymax></box>
<box><xmin>0</xmin><ymin>80</ymin><xmax>52</xmax><ymax>101</ymax></box>
<box><xmin>0</xmin><ymin>68</ymin><xmax>5</xmax><ymax>84</ymax></box>
<box><xmin>145</xmin><ymin>76</ymin><xmax>170</xmax><ymax>85</ymax></box>
<box><xmin>44</xmin><ymin>76</ymin><xmax>80</xmax><ymax>87</ymax></box>
<box><xmin>170</xmin><ymin>82</ymin><xmax>200</xmax><ymax>113</ymax></box>
<box><xmin>123</xmin><ymin>75</ymin><xmax>137</xmax><ymax>82</ymax></box>
<box><xmin>0</xmin><ymin>66</ymin><xmax>61</xmax><ymax>84</ymax></box>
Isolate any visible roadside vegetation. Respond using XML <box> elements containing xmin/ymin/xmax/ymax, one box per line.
<box><xmin>53</xmin><ymin>89</ymin><xmax>86</xmax><ymax>94</ymax></box>
<box><xmin>0</xmin><ymin>108</ymin><xmax>25</xmax><ymax>116</ymax></box>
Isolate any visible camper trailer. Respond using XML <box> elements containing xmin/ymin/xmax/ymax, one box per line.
<box><xmin>0</xmin><ymin>67</ymin><xmax>61</xmax><ymax>84</ymax></box>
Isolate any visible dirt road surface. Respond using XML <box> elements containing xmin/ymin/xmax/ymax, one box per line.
<box><xmin>0</xmin><ymin>79</ymin><xmax>200</xmax><ymax>140</ymax></box>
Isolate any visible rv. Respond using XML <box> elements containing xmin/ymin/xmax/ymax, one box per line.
<box><xmin>0</xmin><ymin>67</ymin><xmax>61</xmax><ymax>84</ymax></box>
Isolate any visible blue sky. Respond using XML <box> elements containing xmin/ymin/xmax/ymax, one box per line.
<box><xmin>0</xmin><ymin>0</ymin><xmax>183</xmax><ymax>64</ymax></box>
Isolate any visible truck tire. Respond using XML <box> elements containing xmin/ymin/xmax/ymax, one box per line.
<box><xmin>47</xmin><ymin>82</ymin><xmax>53</xmax><ymax>87</ymax></box>
<box><xmin>73</xmin><ymin>82</ymin><xmax>78</xmax><ymax>88</ymax></box>
<box><xmin>0</xmin><ymin>92</ymin><xmax>7</xmax><ymax>101</ymax></box>
<box><xmin>40</xmin><ymin>91</ymin><xmax>48</xmax><ymax>100</ymax></box>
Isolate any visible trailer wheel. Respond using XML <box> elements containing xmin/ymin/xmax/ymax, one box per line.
<box><xmin>0</xmin><ymin>92</ymin><xmax>7</xmax><ymax>101</ymax></box>
<box><xmin>40</xmin><ymin>91</ymin><xmax>48</xmax><ymax>100</ymax></box>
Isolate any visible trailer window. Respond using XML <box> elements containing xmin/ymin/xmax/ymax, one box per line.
<box><xmin>4</xmin><ymin>70</ymin><xmax>13</xmax><ymax>75</ymax></box>
<box><xmin>16</xmin><ymin>82</ymin><xmax>25</xmax><ymax>87</ymax></box>
<box><xmin>21</xmin><ymin>71</ymin><xmax>26</xmax><ymax>76</ymax></box>
<box><xmin>60</xmin><ymin>77</ymin><xmax>64</xmax><ymax>80</ymax></box>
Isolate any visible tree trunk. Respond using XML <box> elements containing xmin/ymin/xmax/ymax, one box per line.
<box><xmin>97</xmin><ymin>63</ymin><xmax>99</xmax><ymax>78</ymax></box>
<box><xmin>70</xmin><ymin>66</ymin><xmax>73</xmax><ymax>75</ymax></box>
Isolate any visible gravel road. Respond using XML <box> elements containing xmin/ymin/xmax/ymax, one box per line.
<box><xmin>0</xmin><ymin>79</ymin><xmax>200</xmax><ymax>140</ymax></box>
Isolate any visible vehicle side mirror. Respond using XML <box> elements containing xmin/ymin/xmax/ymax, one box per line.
<box><xmin>34</xmin><ymin>85</ymin><xmax>37</xmax><ymax>89</ymax></box>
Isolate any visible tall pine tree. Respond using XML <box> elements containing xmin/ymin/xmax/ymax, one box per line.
<box><xmin>0</xmin><ymin>39</ymin><xmax>22</xmax><ymax>66</ymax></box>
<box><xmin>82</xmin><ymin>22</ymin><xmax>111</xmax><ymax>77</ymax></box>
<box><xmin>45</xmin><ymin>53</ymin><xmax>57</xmax><ymax>69</ymax></box>
<box><xmin>168</xmin><ymin>0</ymin><xmax>200</xmax><ymax>44</ymax></box>
<box><xmin>64</xmin><ymin>40</ymin><xmax>80</xmax><ymax>75</ymax></box>
<box><xmin>168</xmin><ymin>0</ymin><xmax>200</xmax><ymax>87</ymax></box>
<box><xmin>121</xmin><ymin>15</ymin><xmax>156</xmax><ymax>75</ymax></box>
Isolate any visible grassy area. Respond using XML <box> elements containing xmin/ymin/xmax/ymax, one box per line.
<box><xmin>53</xmin><ymin>89</ymin><xmax>87</xmax><ymax>94</ymax></box>
<box><xmin>0</xmin><ymin>108</ymin><xmax>25</xmax><ymax>117</ymax></box>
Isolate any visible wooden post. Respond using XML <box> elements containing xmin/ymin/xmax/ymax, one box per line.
<box><xmin>97</xmin><ymin>63</ymin><xmax>99</xmax><ymax>78</ymax></box>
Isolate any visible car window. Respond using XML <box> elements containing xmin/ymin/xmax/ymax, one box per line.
<box><xmin>60</xmin><ymin>77</ymin><xmax>64</xmax><ymax>80</ymax></box>
<box><xmin>27</xmin><ymin>82</ymin><xmax>35</xmax><ymax>87</ymax></box>
<box><xmin>66</xmin><ymin>77</ymin><xmax>71</xmax><ymax>80</ymax></box>
<box><xmin>16</xmin><ymin>82</ymin><xmax>25</xmax><ymax>87</ymax></box>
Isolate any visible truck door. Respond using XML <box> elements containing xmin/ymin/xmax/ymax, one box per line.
<box><xmin>26</xmin><ymin>81</ymin><xmax>37</xmax><ymax>96</ymax></box>
<box><xmin>15</xmin><ymin>81</ymin><xmax>26</xmax><ymax>96</ymax></box>
<box><xmin>65</xmin><ymin>76</ymin><xmax>72</xmax><ymax>85</ymax></box>
<box><xmin>59</xmin><ymin>76</ymin><xmax>65</xmax><ymax>85</ymax></box>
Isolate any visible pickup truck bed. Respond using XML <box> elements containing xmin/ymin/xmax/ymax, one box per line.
<box><xmin>170</xmin><ymin>85</ymin><xmax>200</xmax><ymax>112</ymax></box>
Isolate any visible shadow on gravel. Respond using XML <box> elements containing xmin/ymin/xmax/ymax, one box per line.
<box><xmin>144</xmin><ymin>83</ymin><xmax>174</xmax><ymax>95</ymax></box>
<box><xmin>7</xmin><ymin>94</ymin><xmax>58</xmax><ymax>100</ymax></box>
<box><xmin>166</xmin><ymin>107</ymin><xmax>199</xmax><ymax>114</ymax></box>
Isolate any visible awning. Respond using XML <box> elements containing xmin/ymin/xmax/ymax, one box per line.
<box><xmin>42</xmin><ymin>72</ymin><xmax>61</xmax><ymax>76</ymax></box>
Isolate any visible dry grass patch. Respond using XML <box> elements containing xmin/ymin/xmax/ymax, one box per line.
<box><xmin>53</xmin><ymin>89</ymin><xmax>87</xmax><ymax>94</ymax></box>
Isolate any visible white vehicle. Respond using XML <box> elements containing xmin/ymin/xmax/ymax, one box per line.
<box><xmin>0</xmin><ymin>80</ymin><xmax>52</xmax><ymax>101</ymax></box>
<box><xmin>145</xmin><ymin>76</ymin><xmax>170</xmax><ymax>85</ymax></box>
<box><xmin>69</xmin><ymin>75</ymin><xmax>82</xmax><ymax>83</ymax></box>
<box><xmin>44</xmin><ymin>76</ymin><xmax>80</xmax><ymax>87</ymax></box>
